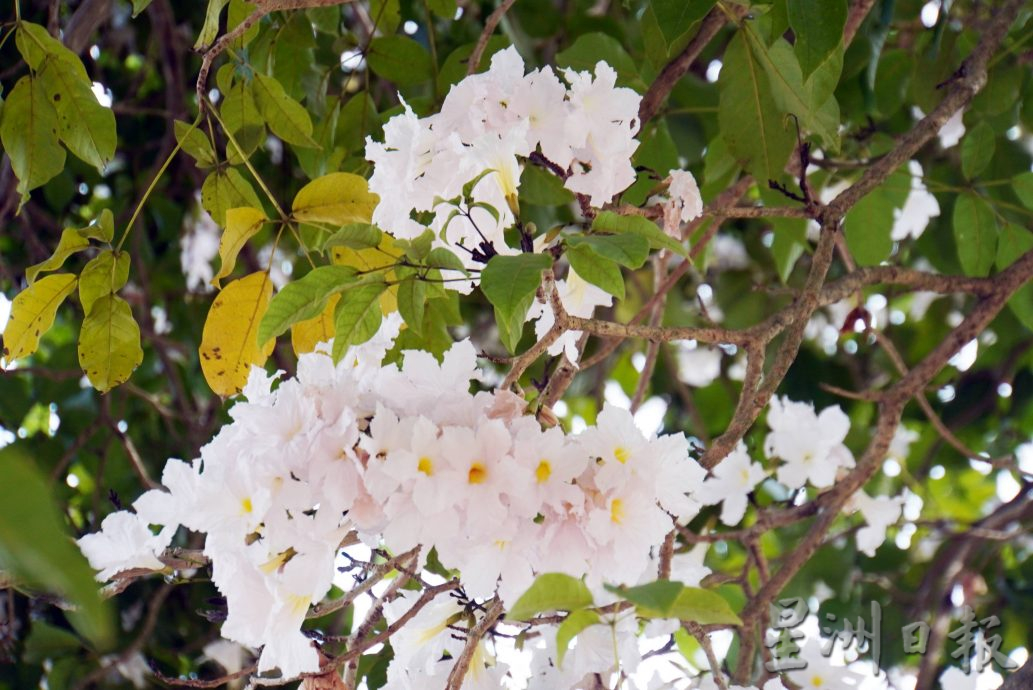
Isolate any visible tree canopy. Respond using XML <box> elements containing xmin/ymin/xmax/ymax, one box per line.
<box><xmin>1</xmin><ymin>1</ymin><xmax>1033</xmax><ymax>689</ymax></box>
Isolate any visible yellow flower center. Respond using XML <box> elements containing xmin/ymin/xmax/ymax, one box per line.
<box><xmin>535</xmin><ymin>460</ymin><xmax>552</xmax><ymax>484</ymax></box>
<box><xmin>468</xmin><ymin>462</ymin><xmax>487</xmax><ymax>484</ymax></box>
<box><xmin>240</xmin><ymin>497</ymin><xmax>253</xmax><ymax>514</ymax></box>
<box><xmin>418</xmin><ymin>456</ymin><xmax>434</xmax><ymax>476</ymax></box>
<box><xmin>260</xmin><ymin>547</ymin><xmax>297</xmax><ymax>574</ymax></box>
<box><xmin>610</xmin><ymin>498</ymin><xmax>626</xmax><ymax>525</ymax></box>
<box><xmin>614</xmin><ymin>446</ymin><xmax>630</xmax><ymax>464</ymax></box>
<box><xmin>810</xmin><ymin>676</ymin><xmax>824</xmax><ymax>688</ymax></box>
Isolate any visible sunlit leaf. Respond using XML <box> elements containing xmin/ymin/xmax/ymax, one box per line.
<box><xmin>25</xmin><ymin>228</ymin><xmax>90</xmax><ymax>284</ymax></box>
<box><xmin>212</xmin><ymin>207</ymin><xmax>268</xmax><ymax>288</ymax></box>
<box><xmin>200</xmin><ymin>271</ymin><xmax>275</xmax><ymax>396</ymax></box>
<box><xmin>78</xmin><ymin>294</ymin><xmax>143</xmax><ymax>392</ymax></box>
<box><xmin>508</xmin><ymin>573</ymin><xmax>594</xmax><ymax>622</ymax></box>
<box><xmin>2</xmin><ymin>273</ymin><xmax>77</xmax><ymax>364</ymax></box>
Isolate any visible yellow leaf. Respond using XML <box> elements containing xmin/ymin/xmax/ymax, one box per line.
<box><xmin>200</xmin><ymin>271</ymin><xmax>275</xmax><ymax>396</ymax></box>
<box><xmin>331</xmin><ymin>235</ymin><xmax>401</xmax><ymax>314</ymax></box>
<box><xmin>78</xmin><ymin>294</ymin><xmax>143</xmax><ymax>393</ymax></box>
<box><xmin>213</xmin><ymin>207</ymin><xmax>267</xmax><ymax>288</ymax></box>
<box><xmin>292</xmin><ymin>172</ymin><xmax>379</xmax><ymax>226</ymax></box>
<box><xmin>290</xmin><ymin>293</ymin><xmax>339</xmax><ymax>355</ymax></box>
<box><xmin>2</xmin><ymin>273</ymin><xmax>77</xmax><ymax>364</ymax></box>
<box><xmin>26</xmin><ymin>228</ymin><xmax>89</xmax><ymax>283</ymax></box>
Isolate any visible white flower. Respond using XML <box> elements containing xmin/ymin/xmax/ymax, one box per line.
<box><xmin>675</xmin><ymin>341</ymin><xmax>723</xmax><ymax>387</ymax></box>
<box><xmin>669</xmin><ymin>542</ymin><xmax>712</xmax><ymax>587</ymax></box>
<box><xmin>784</xmin><ymin>642</ymin><xmax>863</xmax><ymax>689</ymax></box>
<box><xmin>668</xmin><ymin>169</ymin><xmax>704</xmax><ymax>223</ymax></box>
<box><xmin>765</xmin><ymin>396</ymin><xmax>855</xmax><ymax>489</ymax></box>
<box><xmin>180</xmin><ymin>199</ymin><xmax>220</xmax><ymax>293</ymax></box>
<box><xmin>939</xmin><ymin>662</ymin><xmax>1003</xmax><ymax>690</ymax></box>
<box><xmin>937</xmin><ymin>109</ymin><xmax>966</xmax><ymax>149</ymax></box>
<box><xmin>77</xmin><ymin>510</ymin><xmax>173</xmax><ymax>581</ymax></box>
<box><xmin>562</xmin><ymin>61</ymin><xmax>641</xmax><ymax>206</ymax></box>
<box><xmin>887</xmin><ymin>424</ymin><xmax>919</xmax><ymax>462</ymax></box>
<box><xmin>700</xmin><ymin>443</ymin><xmax>768</xmax><ymax>526</ymax></box>
<box><xmin>891</xmin><ymin>161</ymin><xmax>940</xmax><ymax>241</ymax></box>
<box><xmin>845</xmin><ymin>490</ymin><xmax>904</xmax><ymax>557</ymax></box>
<box><xmin>384</xmin><ymin>591</ymin><xmax>465</xmax><ymax>675</ymax></box>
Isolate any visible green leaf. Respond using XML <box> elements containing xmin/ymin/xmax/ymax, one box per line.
<box><xmin>332</xmin><ymin>282</ymin><xmax>388</xmax><ymax>361</ymax></box>
<box><xmin>221</xmin><ymin>82</ymin><xmax>265</xmax><ymax>165</ymax></box>
<box><xmin>843</xmin><ymin>168</ymin><xmax>911</xmax><ymax>266</ymax></box>
<box><xmin>1013</xmin><ymin>171</ymin><xmax>1033</xmax><ymax>210</ymax></box>
<box><xmin>605</xmin><ymin>580</ymin><xmax>685</xmax><ymax>617</ymax></box>
<box><xmin>324</xmin><ymin>224</ymin><xmax>384</xmax><ymax>251</ymax></box>
<box><xmin>78</xmin><ymin>209</ymin><xmax>115</xmax><ymax>243</ymax></box>
<box><xmin>397</xmin><ymin>277</ymin><xmax>427</xmax><ymax>336</ymax></box>
<box><xmin>952</xmin><ymin>194</ymin><xmax>998</xmax><ymax>277</ymax></box>
<box><xmin>740</xmin><ymin>27</ymin><xmax>840</xmax><ymax>150</ymax></box>
<box><xmin>174</xmin><ymin>120</ymin><xmax>216</xmax><ymax>168</ymax></box>
<box><xmin>252</xmin><ymin>73</ymin><xmax>319</xmax><ymax>148</ymax></box>
<box><xmin>25</xmin><ymin>228</ymin><xmax>90</xmax><ymax>284</ymax></box>
<box><xmin>960</xmin><ymin>121</ymin><xmax>995</xmax><ymax>181</ymax></box>
<box><xmin>480</xmin><ymin>253</ymin><xmax>553</xmax><ymax>353</ymax></box>
<box><xmin>259</xmin><ymin>265</ymin><xmax>359</xmax><ymax>346</ymax></box>
<box><xmin>566</xmin><ymin>243</ymin><xmax>625</xmax><ymax>299</ymax></box>
<box><xmin>228</xmin><ymin>0</ymin><xmax>261</xmax><ymax>50</ymax></box>
<box><xmin>556</xmin><ymin>609</ymin><xmax>600</xmax><ymax>668</ymax></box>
<box><xmin>591</xmin><ymin>211</ymin><xmax>686</xmax><ymax>256</ymax></box>
<box><xmin>78</xmin><ymin>294</ymin><xmax>143</xmax><ymax>392</ymax></box>
<box><xmin>201</xmin><ymin>167</ymin><xmax>264</xmax><ymax>226</ymax></box>
<box><xmin>425</xmin><ymin>247</ymin><xmax>468</xmax><ymax>273</ymax></box>
<box><xmin>787</xmin><ymin>0</ymin><xmax>846</xmax><ymax>79</ymax></box>
<box><xmin>556</xmin><ymin>33</ymin><xmax>638</xmax><ymax>86</ymax></box>
<box><xmin>650</xmin><ymin>0</ymin><xmax>716</xmax><ymax>48</ymax></box>
<box><xmin>568</xmin><ymin>233</ymin><xmax>649</xmax><ymax>269</ymax></box>
<box><xmin>369</xmin><ymin>0</ymin><xmax>401</xmax><ymax>35</ymax></box>
<box><xmin>507</xmin><ymin>573</ymin><xmax>595</xmax><ymax>621</ymax></box>
<box><xmin>394</xmin><ymin>231</ymin><xmax>433</xmax><ymax>263</ymax></box>
<box><xmin>367</xmin><ymin>36</ymin><xmax>433</xmax><ymax>87</ymax></box>
<box><xmin>996</xmin><ymin>223</ymin><xmax>1033</xmax><ymax>270</ymax></box>
<box><xmin>131</xmin><ymin>0</ymin><xmax>154</xmax><ymax>16</ymax></box>
<box><xmin>769</xmin><ymin>217</ymin><xmax>808</xmax><ymax>283</ymax></box>
<box><xmin>37</xmin><ymin>60</ymin><xmax>116</xmax><ymax>171</ymax></box>
<box><xmin>23</xmin><ymin>621</ymin><xmax>85</xmax><ymax>664</ymax></box>
<box><xmin>519</xmin><ymin>165</ymin><xmax>574</xmax><ymax>206</ymax></box>
<box><xmin>0</xmin><ymin>76</ymin><xmax>66</xmax><ymax>205</ymax></box>
<box><xmin>845</xmin><ymin>190</ymin><xmax>896</xmax><ymax>266</ymax></box>
<box><xmin>337</xmin><ymin>91</ymin><xmax>381</xmax><ymax>155</ymax></box>
<box><xmin>718</xmin><ymin>33</ymin><xmax>793</xmax><ymax>183</ymax></box>
<box><xmin>0</xmin><ymin>445</ymin><xmax>113</xmax><ymax>647</ymax></box>
<box><xmin>873</xmin><ymin>49</ymin><xmax>912</xmax><ymax>117</ymax></box>
<box><xmin>79</xmin><ymin>250</ymin><xmax>130</xmax><ymax>314</ymax></box>
<box><xmin>15</xmin><ymin>22</ymin><xmax>87</xmax><ymax>77</ymax></box>
<box><xmin>2</xmin><ymin>273</ymin><xmax>77</xmax><ymax>364</ymax></box>
<box><xmin>426</xmin><ymin>0</ymin><xmax>456</xmax><ymax>17</ymax></box>
<box><xmin>195</xmin><ymin>0</ymin><xmax>231</xmax><ymax>49</ymax></box>
<box><xmin>270</xmin><ymin>13</ymin><xmax>316</xmax><ymax>101</ymax></box>
<box><xmin>996</xmin><ymin>224</ymin><xmax>1033</xmax><ymax>330</ymax></box>
<box><xmin>668</xmin><ymin>587</ymin><xmax>742</xmax><ymax>625</ymax></box>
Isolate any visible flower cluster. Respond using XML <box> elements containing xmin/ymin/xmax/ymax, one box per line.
<box><xmin>78</xmin><ymin>315</ymin><xmax>906</xmax><ymax>685</ymax></box>
<box><xmin>79</xmin><ymin>317</ymin><xmax>709</xmax><ymax>679</ymax></box>
<box><xmin>366</xmin><ymin>46</ymin><xmax>671</xmax><ymax>288</ymax></box>
<box><xmin>80</xmin><ymin>50</ymin><xmax>910</xmax><ymax>690</ymax></box>
<box><xmin>367</xmin><ymin>46</ymin><xmax>640</xmax><ymax>237</ymax></box>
